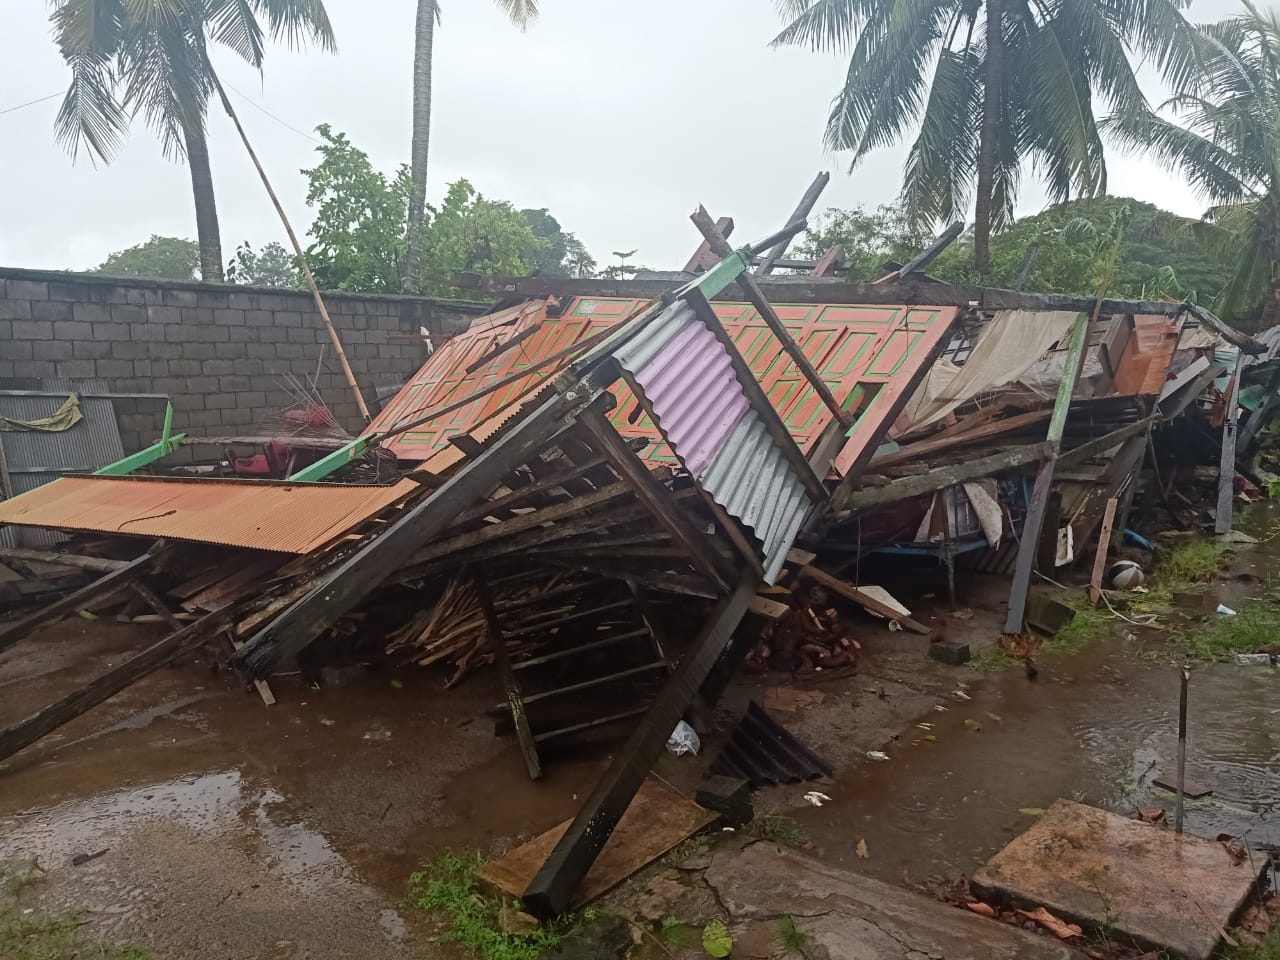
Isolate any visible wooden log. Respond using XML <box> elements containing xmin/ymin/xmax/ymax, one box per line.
<box><xmin>797</xmin><ymin>565</ymin><xmax>930</xmax><ymax>634</ymax></box>
<box><xmin>828</xmin><ymin>441</ymin><xmax>1052</xmax><ymax>517</ymax></box>
<box><xmin>522</xmin><ymin>573</ymin><xmax>757</xmax><ymax>919</ymax></box>
<box><xmin>1057</xmin><ymin>416</ymin><xmax>1158</xmax><ymax>469</ymax></box>
<box><xmin>869</xmin><ymin>409</ymin><xmax>1053</xmax><ymax>471</ymax></box>
<box><xmin>578</xmin><ymin>405</ymin><xmax>731</xmax><ymax>590</ymax></box>
<box><xmin>231</xmin><ymin>396</ymin><xmax>579</xmax><ymax>678</ymax></box>
<box><xmin>691</xmin><ymin>205</ymin><xmax>852</xmax><ymax>429</ymax></box>
<box><xmin>1089</xmin><ymin>498</ymin><xmax>1120</xmax><ymax>605</ymax></box>
<box><xmin>753</xmin><ymin>172</ymin><xmax>829</xmax><ymax>276</ymax></box>
<box><xmin>475</xmin><ymin>567</ymin><xmax>541</xmax><ymax>780</ymax></box>
<box><xmin>0</xmin><ymin>606</ymin><xmax>239</xmax><ymax>764</ymax></box>
<box><xmin>0</xmin><ymin>548</ymin><xmax>128</xmax><ymax>574</ymax></box>
<box><xmin>0</xmin><ymin>550</ymin><xmax>157</xmax><ymax>654</ymax></box>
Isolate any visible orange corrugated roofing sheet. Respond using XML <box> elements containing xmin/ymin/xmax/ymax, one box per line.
<box><xmin>0</xmin><ymin>475</ymin><xmax>417</xmax><ymax>553</ymax></box>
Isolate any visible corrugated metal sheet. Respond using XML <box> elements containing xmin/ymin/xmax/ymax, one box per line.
<box><xmin>0</xmin><ymin>394</ymin><xmax>126</xmax><ymax>548</ymax></box>
<box><xmin>0</xmin><ymin>475</ymin><xmax>417</xmax><ymax>553</ymax></box>
<box><xmin>615</xmin><ymin>301</ymin><xmax>815</xmax><ymax>584</ymax></box>
<box><xmin>1243</xmin><ymin>325</ymin><xmax>1280</xmax><ymax>370</ymax></box>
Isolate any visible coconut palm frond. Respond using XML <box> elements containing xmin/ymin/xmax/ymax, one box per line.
<box><xmin>491</xmin><ymin>0</ymin><xmax>537</xmax><ymax>31</ymax></box>
<box><xmin>901</xmin><ymin>46</ymin><xmax>981</xmax><ymax>227</ymax></box>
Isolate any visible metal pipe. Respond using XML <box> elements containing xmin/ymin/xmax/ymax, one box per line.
<box><xmin>1175</xmin><ymin>664</ymin><xmax>1190</xmax><ymax>834</ymax></box>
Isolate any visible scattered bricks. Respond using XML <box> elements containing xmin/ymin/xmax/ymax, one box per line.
<box><xmin>696</xmin><ymin>776</ymin><xmax>753</xmax><ymax>827</ymax></box>
<box><xmin>928</xmin><ymin>639</ymin><xmax>972</xmax><ymax>666</ymax></box>
<box><xmin>95</xmin><ymin>359</ymin><xmax>135</xmax><ymax>379</ymax></box>
<box><xmin>213</xmin><ymin>307</ymin><xmax>246</xmax><ymax>326</ymax></box>
<box><xmin>91</xmin><ymin>322</ymin><xmax>130</xmax><ymax>341</ymax></box>
<box><xmin>0</xmin><ymin>299</ymin><xmax>31</xmax><ymax>320</ymax></box>
<box><xmin>31</xmin><ymin>301</ymin><xmax>73</xmax><ymax>324</ymax></box>
<box><xmin>6</xmin><ymin>279</ymin><xmax>48</xmax><ymax>300</ymax></box>
<box><xmin>112</xmin><ymin>304</ymin><xmax>148</xmax><ymax>325</ymax></box>
<box><xmin>73</xmin><ymin>341</ymin><xmax>111</xmax><ymax>360</ymax></box>
<box><xmin>13</xmin><ymin>319</ymin><xmax>54</xmax><ymax>340</ymax></box>
<box><xmin>320</xmin><ymin>663</ymin><xmax>367</xmax><ymax>688</ymax></box>
<box><xmin>70</xmin><ymin>302</ymin><xmax>112</xmax><ymax>325</ymax></box>
<box><xmin>33</xmin><ymin>341</ymin><xmax>73</xmax><ymax>361</ymax></box>
<box><xmin>162</xmin><ymin>289</ymin><xmax>198</xmax><ymax>307</ymax></box>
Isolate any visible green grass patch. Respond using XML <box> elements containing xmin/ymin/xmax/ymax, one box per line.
<box><xmin>408</xmin><ymin>852</ymin><xmax>591</xmax><ymax>960</ymax></box>
<box><xmin>1226</xmin><ymin>930</ymin><xmax>1280</xmax><ymax>960</ymax></box>
<box><xmin>0</xmin><ymin>862</ymin><xmax>147</xmax><ymax>960</ymax></box>
<box><xmin>1156</xmin><ymin>539</ymin><xmax>1225</xmax><ymax>587</ymax></box>
<box><xmin>779</xmin><ymin>914</ymin><xmax>814</xmax><ymax>954</ymax></box>
<box><xmin>1181</xmin><ymin>601</ymin><xmax>1280</xmax><ymax>659</ymax></box>
<box><xmin>753</xmin><ymin>815</ymin><xmax>808</xmax><ymax>848</ymax></box>
<box><xmin>1042</xmin><ymin>594</ymin><xmax>1112</xmax><ymax>652</ymax></box>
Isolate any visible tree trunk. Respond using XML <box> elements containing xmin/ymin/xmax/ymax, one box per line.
<box><xmin>973</xmin><ymin>0</ymin><xmax>1003</xmax><ymax>275</ymax></box>
<box><xmin>1264</xmin><ymin>194</ymin><xmax>1280</xmax><ymax>330</ymax></box>
<box><xmin>404</xmin><ymin>0</ymin><xmax>436</xmax><ymax>294</ymax></box>
<box><xmin>185</xmin><ymin>122</ymin><xmax>224</xmax><ymax>282</ymax></box>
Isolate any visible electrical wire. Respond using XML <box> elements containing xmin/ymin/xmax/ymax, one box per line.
<box><xmin>0</xmin><ymin>91</ymin><xmax>62</xmax><ymax>116</ymax></box>
<box><xmin>223</xmin><ymin>82</ymin><xmax>321</xmax><ymax>144</ymax></box>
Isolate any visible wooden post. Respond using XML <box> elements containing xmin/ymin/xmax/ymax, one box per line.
<box><xmin>0</xmin><ymin>606</ymin><xmax>239</xmax><ymax>763</ymax></box>
<box><xmin>691</xmin><ymin>206</ymin><xmax>853</xmax><ymax>430</ymax></box>
<box><xmin>1089</xmin><ymin>498</ymin><xmax>1120</xmax><ymax>605</ymax></box>
<box><xmin>210</xmin><ymin>72</ymin><xmax>370</xmax><ymax>422</ymax></box>
<box><xmin>874</xmin><ymin>222</ymin><xmax>964</xmax><ymax>283</ymax></box>
<box><xmin>522</xmin><ymin>573</ymin><xmax>757</xmax><ymax>919</ymax></box>
<box><xmin>753</xmin><ymin>172</ymin><xmax>830</xmax><ymax>276</ymax></box>
<box><xmin>1216</xmin><ymin>354</ymin><xmax>1244</xmax><ymax>535</ymax></box>
<box><xmin>1003</xmin><ymin>312</ymin><xmax>1091</xmax><ymax>634</ymax></box>
<box><xmin>475</xmin><ymin>567</ymin><xmax>542</xmax><ymax>780</ymax></box>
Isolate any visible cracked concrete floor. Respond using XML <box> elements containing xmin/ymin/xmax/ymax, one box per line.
<box><xmin>609</xmin><ymin>839</ymin><xmax>1074</xmax><ymax>960</ymax></box>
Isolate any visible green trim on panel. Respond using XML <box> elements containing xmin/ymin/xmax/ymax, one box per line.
<box><xmin>287</xmin><ymin>436</ymin><xmax>371</xmax><ymax>481</ymax></box>
<box><xmin>94</xmin><ymin>402</ymin><xmax>186</xmax><ymax>475</ymax></box>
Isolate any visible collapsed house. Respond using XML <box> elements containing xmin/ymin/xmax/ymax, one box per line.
<box><xmin>0</xmin><ymin>187</ymin><xmax>1267</xmax><ymax>916</ymax></box>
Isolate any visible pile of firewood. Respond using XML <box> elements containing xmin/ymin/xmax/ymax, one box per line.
<box><xmin>744</xmin><ymin>583</ymin><xmax>860</xmax><ymax>678</ymax></box>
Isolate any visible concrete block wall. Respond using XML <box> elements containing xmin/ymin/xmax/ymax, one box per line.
<box><xmin>0</xmin><ymin>267</ymin><xmax>490</xmax><ymax>457</ymax></box>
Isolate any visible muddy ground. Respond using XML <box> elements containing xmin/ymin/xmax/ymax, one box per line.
<box><xmin>1</xmin><ymin>519</ymin><xmax>1278</xmax><ymax>958</ymax></box>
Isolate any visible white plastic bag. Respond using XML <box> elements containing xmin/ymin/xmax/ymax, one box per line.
<box><xmin>666</xmin><ymin>720</ymin><xmax>700</xmax><ymax>756</ymax></box>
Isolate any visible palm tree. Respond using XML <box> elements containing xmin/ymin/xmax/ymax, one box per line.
<box><xmin>403</xmin><ymin>0</ymin><xmax>537</xmax><ymax>294</ymax></box>
<box><xmin>1107</xmin><ymin>3</ymin><xmax>1280</xmax><ymax>329</ymax></box>
<box><xmin>50</xmin><ymin>0</ymin><xmax>334</xmax><ymax>282</ymax></box>
<box><xmin>772</xmin><ymin>0</ymin><xmax>1198</xmax><ymax>272</ymax></box>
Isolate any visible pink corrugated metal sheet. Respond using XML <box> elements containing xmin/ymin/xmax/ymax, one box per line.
<box><xmin>0</xmin><ymin>475</ymin><xmax>417</xmax><ymax>553</ymax></box>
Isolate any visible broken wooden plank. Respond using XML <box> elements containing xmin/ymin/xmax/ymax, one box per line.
<box><xmin>0</xmin><ymin>549</ymin><xmax>157</xmax><ymax>654</ymax></box>
<box><xmin>753</xmin><ymin>172</ymin><xmax>830</xmax><ymax>277</ymax></box>
<box><xmin>870</xmin><ymin>409</ymin><xmax>1054</xmax><ymax>471</ymax></box>
<box><xmin>130</xmin><ymin>581</ymin><xmax>183</xmax><ymax>632</ymax></box>
<box><xmin>522</xmin><ymin>573</ymin><xmax>757</xmax><ymax>919</ymax></box>
<box><xmin>475</xmin><ymin>567</ymin><xmax>541</xmax><ymax>780</ymax></box>
<box><xmin>1089</xmin><ymin>498</ymin><xmax>1120</xmax><ymax>605</ymax></box>
<box><xmin>798</xmin><ymin>565</ymin><xmax>930</xmax><ymax>635</ymax></box>
<box><xmin>828</xmin><ymin>441</ymin><xmax>1052</xmax><ymax>517</ymax></box>
<box><xmin>0</xmin><ymin>548</ymin><xmax>128</xmax><ymax>574</ymax></box>
<box><xmin>231</xmin><ymin>395</ymin><xmax>579</xmax><ymax>678</ymax></box>
<box><xmin>748</xmin><ymin>595</ymin><xmax>791</xmax><ymax>619</ymax></box>
<box><xmin>0</xmin><ymin>605</ymin><xmax>240</xmax><ymax>763</ymax></box>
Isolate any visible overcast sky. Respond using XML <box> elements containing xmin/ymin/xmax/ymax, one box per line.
<box><xmin>0</xmin><ymin>0</ymin><xmax>1244</xmax><ymax>276</ymax></box>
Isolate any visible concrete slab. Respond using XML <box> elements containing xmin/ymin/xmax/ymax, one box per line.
<box><xmin>972</xmin><ymin>798</ymin><xmax>1263</xmax><ymax>960</ymax></box>
<box><xmin>704</xmin><ymin>841</ymin><xmax>1073</xmax><ymax>960</ymax></box>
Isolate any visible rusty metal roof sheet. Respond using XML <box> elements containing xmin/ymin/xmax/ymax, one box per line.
<box><xmin>615</xmin><ymin>300</ymin><xmax>815</xmax><ymax>583</ymax></box>
<box><xmin>0</xmin><ymin>475</ymin><xmax>417</xmax><ymax>553</ymax></box>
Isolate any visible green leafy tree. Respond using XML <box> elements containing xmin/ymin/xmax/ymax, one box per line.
<box><xmin>50</xmin><ymin>0</ymin><xmax>334</xmax><ymax>282</ymax></box>
<box><xmin>793</xmin><ymin>204</ymin><xmax>936</xmax><ymax>280</ymax></box>
<box><xmin>520</xmin><ymin>208</ymin><xmax>598</xmax><ymax>277</ymax></box>
<box><xmin>226</xmin><ymin>241</ymin><xmax>299</xmax><ymax>287</ymax></box>
<box><xmin>773</xmin><ymin>0</ymin><xmax>1198</xmax><ymax>273</ymax></box>
<box><xmin>98</xmin><ymin>235</ymin><xmax>201</xmax><ymax>280</ymax></box>
<box><xmin>405</xmin><ymin>0</ymin><xmax>538</xmax><ymax>293</ymax></box>
<box><xmin>1106</xmin><ymin>3</ymin><xmax>1280</xmax><ymax>329</ymax></box>
<box><xmin>301</xmin><ymin>128</ymin><xmax>548</xmax><ymax>295</ymax></box>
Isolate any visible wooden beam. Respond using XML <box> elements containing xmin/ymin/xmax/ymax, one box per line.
<box><xmin>798</xmin><ymin>565</ymin><xmax>930</xmax><ymax>635</ymax></box>
<box><xmin>875</xmin><ymin>222</ymin><xmax>964</xmax><ymax>283</ymax></box>
<box><xmin>827</xmin><ymin>441</ymin><xmax>1052</xmax><ymax>518</ymax></box>
<box><xmin>1057</xmin><ymin>416</ymin><xmax>1159</xmax><ymax>469</ymax></box>
<box><xmin>0</xmin><ymin>548</ymin><xmax>127</xmax><ymax>574</ymax></box>
<box><xmin>521</xmin><ymin>573</ymin><xmax>757</xmax><ymax>919</ymax></box>
<box><xmin>231</xmin><ymin>395</ymin><xmax>578</xmax><ymax>678</ymax></box>
<box><xmin>0</xmin><ymin>550</ymin><xmax>157</xmax><ymax>654</ymax></box>
<box><xmin>691</xmin><ymin>205</ymin><xmax>853</xmax><ymax>430</ymax></box>
<box><xmin>683</xmin><ymin>216</ymin><xmax>734</xmax><ymax>274</ymax></box>
<box><xmin>753</xmin><ymin>172</ymin><xmax>830</xmax><ymax>276</ymax></box>
<box><xmin>810</xmin><ymin>245</ymin><xmax>844</xmax><ymax>278</ymax></box>
<box><xmin>475</xmin><ymin>567</ymin><xmax>542</xmax><ymax>780</ymax></box>
<box><xmin>454</xmin><ymin>274</ymin><xmax>1227</xmax><ymax>325</ymax></box>
<box><xmin>1216</xmin><ymin>354</ymin><xmax>1244</xmax><ymax>535</ymax></box>
<box><xmin>577</xmin><ymin>408</ymin><xmax>731</xmax><ymax>590</ymax></box>
<box><xmin>1089</xmin><ymin>498</ymin><xmax>1119</xmax><ymax>605</ymax></box>
<box><xmin>0</xmin><ymin>606</ymin><xmax>239</xmax><ymax>764</ymax></box>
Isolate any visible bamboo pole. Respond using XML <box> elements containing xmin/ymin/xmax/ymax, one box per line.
<box><xmin>210</xmin><ymin>72</ymin><xmax>371</xmax><ymax>422</ymax></box>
